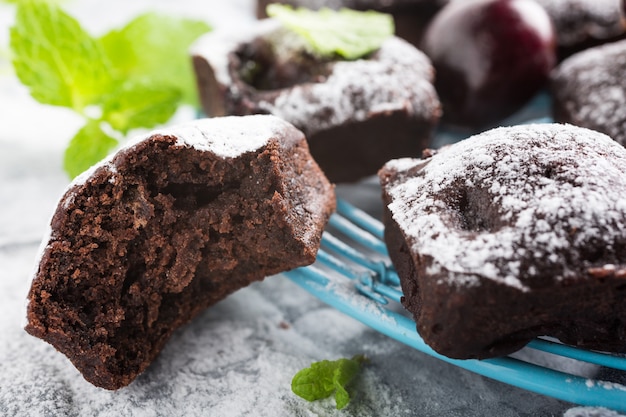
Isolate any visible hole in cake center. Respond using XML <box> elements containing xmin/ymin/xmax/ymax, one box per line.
<box><xmin>235</xmin><ymin>35</ymin><xmax>332</xmax><ymax>91</ymax></box>
<box><xmin>159</xmin><ymin>182</ymin><xmax>239</xmax><ymax>210</ymax></box>
<box><xmin>456</xmin><ymin>187</ymin><xmax>495</xmax><ymax>232</ymax></box>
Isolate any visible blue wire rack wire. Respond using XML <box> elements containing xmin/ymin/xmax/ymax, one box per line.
<box><xmin>284</xmin><ymin>198</ymin><xmax>626</xmax><ymax>412</ymax></box>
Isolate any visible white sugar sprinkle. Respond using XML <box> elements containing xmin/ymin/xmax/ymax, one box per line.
<box><xmin>154</xmin><ymin>114</ymin><xmax>291</xmax><ymax>157</ymax></box>
<box><xmin>192</xmin><ymin>19</ymin><xmax>439</xmax><ymax>137</ymax></box>
<box><xmin>552</xmin><ymin>39</ymin><xmax>626</xmax><ymax>147</ymax></box>
<box><xmin>68</xmin><ymin>115</ymin><xmax>291</xmax><ymax>191</ymax></box>
<box><xmin>383</xmin><ymin>123</ymin><xmax>626</xmax><ymax>290</ymax></box>
<box><xmin>534</xmin><ymin>0</ymin><xmax>624</xmax><ymax>46</ymax></box>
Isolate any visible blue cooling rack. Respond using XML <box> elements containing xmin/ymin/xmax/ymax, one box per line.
<box><xmin>284</xmin><ymin>198</ymin><xmax>626</xmax><ymax>412</ymax></box>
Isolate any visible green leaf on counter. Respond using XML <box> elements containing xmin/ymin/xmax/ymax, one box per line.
<box><xmin>99</xmin><ymin>13</ymin><xmax>211</xmax><ymax>106</ymax></box>
<box><xmin>291</xmin><ymin>354</ymin><xmax>366</xmax><ymax>410</ymax></box>
<box><xmin>101</xmin><ymin>79</ymin><xmax>181</xmax><ymax>134</ymax></box>
<box><xmin>266</xmin><ymin>4</ymin><xmax>394</xmax><ymax>60</ymax></box>
<box><xmin>63</xmin><ymin>120</ymin><xmax>118</xmax><ymax>179</ymax></box>
<box><xmin>10</xmin><ymin>1</ymin><xmax>113</xmax><ymax>111</ymax></box>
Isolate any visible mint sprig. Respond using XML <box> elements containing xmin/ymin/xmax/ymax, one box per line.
<box><xmin>10</xmin><ymin>2</ymin><xmax>114</xmax><ymax>111</ymax></box>
<box><xmin>9</xmin><ymin>1</ymin><xmax>211</xmax><ymax>178</ymax></box>
<box><xmin>291</xmin><ymin>354</ymin><xmax>367</xmax><ymax>410</ymax></box>
<box><xmin>100</xmin><ymin>79</ymin><xmax>181</xmax><ymax>135</ymax></box>
<box><xmin>99</xmin><ymin>13</ymin><xmax>210</xmax><ymax>106</ymax></box>
<box><xmin>63</xmin><ymin>120</ymin><xmax>118</xmax><ymax>179</ymax></box>
<box><xmin>266</xmin><ymin>4</ymin><xmax>394</xmax><ymax>60</ymax></box>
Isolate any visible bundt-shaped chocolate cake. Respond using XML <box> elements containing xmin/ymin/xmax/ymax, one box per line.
<box><xmin>191</xmin><ymin>20</ymin><xmax>441</xmax><ymax>182</ymax></box>
<box><xmin>380</xmin><ymin>123</ymin><xmax>626</xmax><ymax>359</ymax></box>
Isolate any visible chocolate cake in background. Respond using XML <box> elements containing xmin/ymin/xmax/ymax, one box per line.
<box><xmin>533</xmin><ymin>0</ymin><xmax>626</xmax><ymax>60</ymax></box>
<box><xmin>379</xmin><ymin>123</ymin><xmax>626</xmax><ymax>359</ymax></box>
<box><xmin>191</xmin><ymin>20</ymin><xmax>441</xmax><ymax>183</ymax></box>
<box><xmin>25</xmin><ymin>115</ymin><xmax>335</xmax><ymax>390</ymax></box>
<box><xmin>551</xmin><ymin>39</ymin><xmax>626</xmax><ymax>147</ymax></box>
<box><xmin>255</xmin><ymin>0</ymin><xmax>449</xmax><ymax>47</ymax></box>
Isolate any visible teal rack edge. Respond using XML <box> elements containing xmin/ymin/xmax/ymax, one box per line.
<box><xmin>283</xmin><ymin>198</ymin><xmax>626</xmax><ymax>412</ymax></box>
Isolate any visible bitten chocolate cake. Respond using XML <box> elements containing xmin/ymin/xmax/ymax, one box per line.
<box><xmin>26</xmin><ymin>115</ymin><xmax>335</xmax><ymax>390</ymax></box>
<box><xmin>379</xmin><ymin>123</ymin><xmax>626</xmax><ymax>359</ymax></box>
<box><xmin>191</xmin><ymin>20</ymin><xmax>441</xmax><ymax>183</ymax></box>
<box><xmin>551</xmin><ymin>39</ymin><xmax>626</xmax><ymax>147</ymax></box>
<box><xmin>255</xmin><ymin>0</ymin><xmax>449</xmax><ymax>47</ymax></box>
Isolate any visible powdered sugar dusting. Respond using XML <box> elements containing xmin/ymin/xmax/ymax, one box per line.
<box><xmin>192</xmin><ymin>21</ymin><xmax>440</xmax><ymax>137</ymax></box>
<box><xmin>383</xmin><ymin>123</ymin><xmax>626</xmax><ymax>290</ymax></box>
<box><xmin>534</xmin><ymin>0</ymin><xmax>624</xmax><ymax>46</ymax></box>
<box><xmin>552</xmin><ymin>39</ymin><xmax>626</xmax><ymax>147</ymax></box>
<box><xmin>564</xmin><ymin>407</ymin><xmax>626</xmax><ymax>417</ymax></box>
<box><xmin>585</xmin><ymin>379</ymin><xmax>626</xmax><ymax>392</ymax></box>
<box><xmin>325</xmin><ymin>272</ymin><xmax>397</xmax><ymax>326</ymax></box>
<box><xmin>154</xmin><ymin>114</ymin><xmax>289</xmax><ymax>157</ymax></box>
<box><xmin>259</xmin><ymin>36</ymin><xmax>438</xmax><ymax>136</ymax></box>
<box><xmin>59</xmin><ymin>115</ymin><xmax>290</xmax><ymax>208</ymax></box>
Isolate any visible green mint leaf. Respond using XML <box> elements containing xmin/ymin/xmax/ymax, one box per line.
<box><xmin>332</xmin><ymin>357</ymin><xmax>362</xmax><ymax>409</ymax></box>
<box><xmin>64</xmin><ymin>120</ymin><xmax>118</xmax><ymax>179</ymax></box>
<box><xmin>291</xmin><ymin>355</ymin><xmax>366</xmax><ymax>410</ymax></box>
<box><xmin>2</xmin><ymin>0</ymin><xmax>59</xmax><ymax>4</ymax></box>
<box><xmin>292</xmin><ymin>361</ymin><xmax>337</xmax><ymax>402</ymax></box>
<box><xmin>334</xmin><ymin>383</ymin><xmax>351</xmax><ymax>410</ymax></box>
<box><xmin>10</xmin><ymin>4</ymin><xmax>211</xmax><ymax>179</ymax></box>
<box><xmin>266</xmin><ymin>5</ymin><xmax>394</xmax><ymax>60</ymax></box>
<box><xmin>101</xmin><ymin>79</ymin><xmax>181</xmax><ymax>134</ymax></box>
<box><xmin>99</xmin><ymin>13</ymin><xmax>211</xmax><ymax>106</ymax></box>
<box><xmin>10</xmin><ymin>1</ymin><xmax>113</xmax><ymax>111</ymax></box>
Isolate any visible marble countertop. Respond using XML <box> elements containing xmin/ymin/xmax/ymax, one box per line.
<box><xmin>0</xmin><ymin>1</ymin><xmax>623</xmax><ymax>416</ymax></box>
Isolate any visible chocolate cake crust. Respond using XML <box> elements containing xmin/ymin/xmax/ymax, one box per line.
<box><xmin>379</xmin><ymin>123</ymin><xmax>626</xmax><ymax>359</ymax></box>
<box><xmin>191</xmin><ymin>20</ymin><xmax>441</xmax><ymax>183</ymax></box>
<box><xmin>26</xmin><ymin>115</ymin><xmax>335</xmax><ymax>389</ymax></box>
<box><xmin>533</xmin><ymin>0</ymin><xmax>626</xmax><ymax>59</ymax></box>
<box><xmin>551</xmin><ymin>39</ymin><xmax>626</xmax><ymax>148</ymax></box>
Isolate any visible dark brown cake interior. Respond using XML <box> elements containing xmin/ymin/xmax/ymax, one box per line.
<box><xmin>235</xmin><ymin>35</ymin><xmax>331</xmax><ymax>91</ymax></box>
<box><xmin>26</xmin><ymin>130</ymin><xmax>333</xmax><ymax>390</ymax></box>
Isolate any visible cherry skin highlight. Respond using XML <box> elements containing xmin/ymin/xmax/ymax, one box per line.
<box><xmin>421</xmin><ymin>0</ymin><xmax>556</xmax><ymax>129</ymax></box>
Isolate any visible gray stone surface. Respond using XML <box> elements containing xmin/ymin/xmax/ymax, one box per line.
<box><xmin>0</xmin><ymin>1</ymin><xmax>624</xmax><ymax>415</ymax></box>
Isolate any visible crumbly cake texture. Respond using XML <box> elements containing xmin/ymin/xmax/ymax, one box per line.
<box><xmin>533</xmin><ymin>0</ymin><xmax>625</xmax><ymax>58</ymax></box>
<box><xmin>25</xmin><ymin>115</ymin><xmax>336</xmax><ymax>390</ymax></box>
<box><xmin>191</xmin><ymin>20</ymin><xmax>441</xmax><ymax>183</ymax></box>
<box><xmin>379</xmin><ymin>123</ymin><xmax>626</xmax><ymax>359</ymax></box>
<box><xmin>551</xmin><ymin>39</ymin><xmax>626</xmax><ymax>147</ymax></box>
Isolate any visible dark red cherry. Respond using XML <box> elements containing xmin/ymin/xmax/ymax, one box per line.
<box><xmin>421</xmin><ymin>0</ymin><xmax>556</xmax><ymax>129</ymax></box>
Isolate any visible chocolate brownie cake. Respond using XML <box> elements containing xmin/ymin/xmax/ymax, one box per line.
<box><xmin>191</xmin><ymin>20</ymin><xmax>441</xmax><ymax>183</ymax></box>
<box><xmin>533</xmin><ymin>0</ymin><xmax>626</xmax><ymax>59</ymax></box>
<box><xmin>25</xmin><ymin>115</ymin><xmax>336</xmax><ymax>389</ymax></box>
<box><xmin>551</xmin><ymin>39</ymin><xmax>626</xmax><ymax>147</ymax></box>
<box><xmin>379</xmin><ymin>123</ymin><xmax>626</xmax><ymax>359</ymax></box>
<box><xmin>255</xmin><ymin>0</ymin><xmax>449</xmax><ymax>47</ymax></box>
